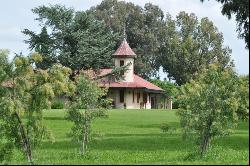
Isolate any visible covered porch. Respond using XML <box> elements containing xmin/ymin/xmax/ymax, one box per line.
<box><xmin>107</xmin><ymin>88</ymin><xmax>172</xmax><ymax>109</ymax></box>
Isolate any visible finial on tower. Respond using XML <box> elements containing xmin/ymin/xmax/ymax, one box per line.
<box><xmin>123</xmin><ymin>25</ymin><xmax>126</xmax><ymax>39</ymax></box>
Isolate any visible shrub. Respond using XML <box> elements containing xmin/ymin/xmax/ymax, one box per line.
<box><xmin>160</xmin><ymin>123</ymin><xmax>170</xmax><ymax>133</ymax></box>
<box><xmin>51</xmin><ymin>99</ymin><xmax>64</xmax><ymax>109</ymax></box>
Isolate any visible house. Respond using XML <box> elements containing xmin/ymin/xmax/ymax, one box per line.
<box><xmin>95</xmin><ymin>37</ymin><xmax>172</xmax><ymax>109</ymax></box>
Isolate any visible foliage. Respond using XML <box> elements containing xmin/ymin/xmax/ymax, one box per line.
<box><xmin>0</xmin><ymin>50</ymin><xmax>75</xmax><ymax>164</ymax></box>
<box><xmin>94</xmin><ymin>62</ymin><xmax>131</xmax><ymax>82</ymax></box>
<box><xmin>6</xmin><ymin>110</ymin><xmax>249</xmax><ymax>165</ymax></box>
<box><xmin>160</xmin><ymin>122</ymin><xmax>177</xmax><ymax>135</ymax></box>
<box><xmin>22</xmin><ymin>27</ymin><xmax>55</xmax><ymax>70</ymax></box>
<box><xmin>149</xmin><ymin>79</ymin><xmax>180</xmax><ymax>108</ymax></box>
<box><xmin>149</xmin><ymin>79</ymin><xmax>178</xmax><ymax>97</ymax></box>
<box><xmin>66</xmin><ymin>75</ymin><xmax>110</xmax><ymax>155</ymax></box>
<box><xmin>89</xmin><ymin>0</ymin><xmax>232</xmax><ymax>83</ymax></box>
<box><xmin>201</xmin><ymin>0</ymin><xmax>249</xmax><ymax>49</ymax></box>
<box><xmin>236</xmin><ymin>75</ymin><xmax>249</xmax><ymax>120</ymax></box>
<box><xmin>159</xmin><ymin>123</ymin><xmax>170</xmax><ymax>132</ymax></box>
<box><xmin>159</xmin><ymin>12</ymin><xmax>232</xmax><ymax>85</ymax></box>
<box><xmin>176</xmin><ymin>63</ymin><xmax>246</xmax><ymax>157</ymax></box>
<box><xmin>88</xmin><ymin>0</ymin><xmax>165</xmax><ymax>78</ymax></box>
<box><xmin>51</xmin><ymin>99</ymin><xmax>65</xmax><ymax>109</ymax></box>
<box><xmin>23</xmin><ymin>4</ymin><xmax>120</xmax><ymax>71</ymax></box>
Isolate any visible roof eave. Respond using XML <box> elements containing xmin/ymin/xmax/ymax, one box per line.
<box><xmin>112</xmin><ymin>54</ymin><xmax>136</xmax><ymax>58</ymax></box>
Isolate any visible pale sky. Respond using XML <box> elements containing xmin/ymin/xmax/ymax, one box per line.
<box><xmin>0</xmin><ymin>0</ymin><xmax>249</xmax><ymax>76</ymax></box>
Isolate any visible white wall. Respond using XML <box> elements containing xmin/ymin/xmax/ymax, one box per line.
<box><xmin>107</xmin><ymin>89</ymin><xmax>151</xmax><ymax>109</ymax></box>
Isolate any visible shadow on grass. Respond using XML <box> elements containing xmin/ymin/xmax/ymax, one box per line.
<box><xmin>40</xmin><ymin>132</ymin><xmax>248</xmax><ymax>152</ymax></box>
<box><xmin>41</xmin><ymin>141</ymin><xmax>78</xmax><ymax>150</ymax></box>
<box><xmin>127</xmin><ymin>122</ymin><xmax>180</xmax><ymax>129</ymax></box>
<box><xmin>91</xmin><ymin>136</ymin><xmax>188</xmax><ymax>151</ymax></box>
<box><xmin>43</xmin><ymin>117</ymin><xmax>66</xmax><ymax>121</ymax></box>
<box><xmin>213</xmin><ymin>135</ymin><xmax>249</xmax><ymax>150</ymax></box>
<box><xmin>41</xmin><ymin>133</ymin><xmax>190</xmax><ymax>152</ymax></box>
<box><xmin>103</xmin><ymin>133</ymin><xmax>179</xmax><ymax>137</ymax></box>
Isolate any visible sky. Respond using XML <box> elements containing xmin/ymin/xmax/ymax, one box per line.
<box><xmin>0</xmin><ymin>0</ymin><xmax>249</xmax><ymax>76</ymax></box>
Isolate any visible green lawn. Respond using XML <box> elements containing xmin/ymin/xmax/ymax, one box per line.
<box><xmin>10</xmin><ymin>109</ymin><xmax>249</xmax><ymax>165</ymax></box>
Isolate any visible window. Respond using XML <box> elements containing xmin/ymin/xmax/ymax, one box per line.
<box><xmin>120</xmin><ymin>90</ymin><xmax>124</xmax><ymax>103</ymax></box>
<box><xmin>120</xmin><ymin>60</ymin><xmax>124</xmax><ymax>66</ymax></box>
<box><xmin>137</xmin><ymin>92</ymin><xmax>140</xmax><ymax>103</ymax></box>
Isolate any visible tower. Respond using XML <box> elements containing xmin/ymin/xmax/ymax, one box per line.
<box><xmin>112</xmin><ymin>38</ymin><xmax>136</xmax><ymax>82</ymax></box>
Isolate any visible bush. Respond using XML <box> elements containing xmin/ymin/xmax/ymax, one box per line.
<box><xmin>159</xmin><ymin>123</ymin><xmax>177</xmax><ymax>135</ymax></box>
<box><xmin>160</xmin><ymin>123</ymin><xmax>170</xmax><ymax>132</ymax></box>
<box><xmin>51</xmin><ymin>99</ymin><xmax>64</xmax><ymax>109</ymax></box>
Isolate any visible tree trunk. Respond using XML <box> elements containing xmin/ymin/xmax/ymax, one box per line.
<box><xmin>14</xmin><ymin>112</ymin><xmax>33</xmax><ymax>165</ymax></box>
<box><xmin>200</xmin><ymin>135</ymin><xmax>210</xmax><ymax>157</ymax></box>
<box><xmin>81</xmin><ymin>127</ymin><xmax>85</xmax><ymax>155</ymax></box>
<box><xmin>12</xmin><ymin>77</ymin><xmax>33</xmax><ymax>164</ymax></box>
<box><xmin>81</xmin><ymin>122</ymin><xmax>88</xmax><ymax>155</ymax></box>
<box><xmin>81</xmin><ymin>110</ymin><xmax>89</xmax><ymax>155</ymax></box>
<box><xmin>200</xmin><ymin>119</ymin><xmax>212</xmax><ymax>157</ymax></box>
<box><xmin>84</xmin><ymin>126</ymin><xmax>88</xmax><ymax>153</ymax></box>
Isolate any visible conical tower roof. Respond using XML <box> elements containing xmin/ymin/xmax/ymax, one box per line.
<box><xmin>113</xmin><ymin>38</ymin><xmax>136</xmax><ymax>57</ymax></box>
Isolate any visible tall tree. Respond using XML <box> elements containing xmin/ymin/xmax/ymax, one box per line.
<box><xmin>23</xmin><ymin>27</ymin><xmax>56</xmax><ymax>69</ymax></box>
<box><xmin>177</xmin><ymin>63</ymin><xmax>246</xmax><ymax>157</ymax></box>
<box><xmin>159</xmin><ymin>12</ymin><xmax>232</xmax><ymax>85</ymax></box>
<box><xmin>88</xmin><ymin>0</ymin><xmax>165</xmax><ymax>78</ymax></box>
<box><xmin>0</xmin><ymin>50</ymin><xmax>75</xmax><ymax>164</ymax></box>
<box><xmin>201</xmin><ymin>0</ymin><xmax>249</xmax><ymax>49</ymax></box>
<box><xmin>23</xmin><ymin>5</ymin><xmax>120</xmax><ymax>72</ymax></box>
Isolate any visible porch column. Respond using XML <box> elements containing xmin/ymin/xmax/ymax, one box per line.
<box><xmin>167</xmin><ymin>96</ymin><xmax>172</xmax><ymax>110</ymax></box>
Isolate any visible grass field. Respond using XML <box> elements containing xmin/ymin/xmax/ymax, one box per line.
<box><xmin>10</xmin><ymin>109</ymin><xmax>249</xmax><ymax>165</ymax></box>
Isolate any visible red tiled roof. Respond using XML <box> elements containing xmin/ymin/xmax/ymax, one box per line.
<box><xmin>113</xmin><ymin>38</ymin><xmax>136</xmax><ymax>57</ymax></box>
<box><xmin>97</xmin><ymin>69</ymin><xmax>164</xmax><ymax>92</ymax></box>
<box><xmin>98</xmin><ymin>69</ymin><xmax>113</xmax><ymax>77</ymax></box>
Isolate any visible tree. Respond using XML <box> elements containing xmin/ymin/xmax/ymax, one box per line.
<box><xmin>149</xmin><ymin>79</ymin><xmax>180</xmax><ymax>109</ymax></box>
<box><xmin>237</xmin><ymin>75</ymin><xmax>249</xmax><ymax>120</ymax></box>
<box><xmin>149</xmin><ymin>79</ymin><xmax>177</xmax><ymax>97</ymax></box>
<box><xmin>66</xmin><ymin>75</ymin><xmax>110</xmax><ymax>155</ymax></box>
<box><xmin>23</xmin><ymin>26</ymin><xmax>56</xmax><ymax>69</ymax></box>
<box><xmin>201</xmin><ymin>0</ymin><xmax>249</xmax><ymax>49</ymax></box>
<box><xmin>23</xmin><ymin>4</ymin><xmax>120</xmax><ymax>72</ymax></box>
<box><xmin>159</xmin><ymin>12</ymin><xmax>232</xmax><ymax>85</ymax></box>
<box><xmin>0</xmin><ymin>50</ymin><xmax>75</xmax><ymax>164</ymax></box>
<box><xmin>88</xmin><ymin>0</ymin><xmax>165</xmax><ymax>78</ymax></box>
<box><xmin>176</xmin><ymin>63</ymin><xmax>246</xmax><ymax>157</ymax></box>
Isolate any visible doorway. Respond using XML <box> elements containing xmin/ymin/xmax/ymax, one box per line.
<box><xmin>151</xmin><ymin>97</ymin><xmax>155</xmax><ymax>109</ymax></box>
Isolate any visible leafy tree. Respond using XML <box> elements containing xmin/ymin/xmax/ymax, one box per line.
<box><xmin>149</xmin><ymin>79</ymin><xmax>180</xmax><ymax>108</ymax></box>
<box><xmin>237</xmin><ymin>75</ymin><xmax>249</xmax><ymax>120</ymax></box>
<box><xmin>89</xmin><ymin>1</ymin><xmax>233</xmax><ymax>83</ymax></box>
<box><xmin>88</xmin><ymin>0</ymin><xmax>165</xmax><ymax>78</ymax></box>
<box><xmin>201</xmin><ymin>0</ymin><xmax>249</xmax><ymax>49</ymax></box>
<box><xmin>176</xmin><ymin>63</ymin><xmax>245</xmax><ymax>157</ymax></box>
<box><xmin>0</xmin><ymin>50</ymin><xmax>75</xmax><ymax>164</ymax></box>
<box><xmin>23</xmin><ymin>4</ymin><xmax>120</xmax><ymax>72</ymax></box>
<box><xmin>149</xmin><ymin>79</ymin><xmax>177</xmax><ymax>97</ymax></box>
<box><xmin>23</xmin><ymin>26</ymin><xmax>56</xmax><ymax>69</ymax></box>
<box><xmin>159</xmin><ymin>12</ymin><xmax>232</xmax><ymax>85</ymax></box>
<box><xmin>66</xmin><ymin>75</ymin><xmax>110</xmax><ymax>155</ymax></box>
